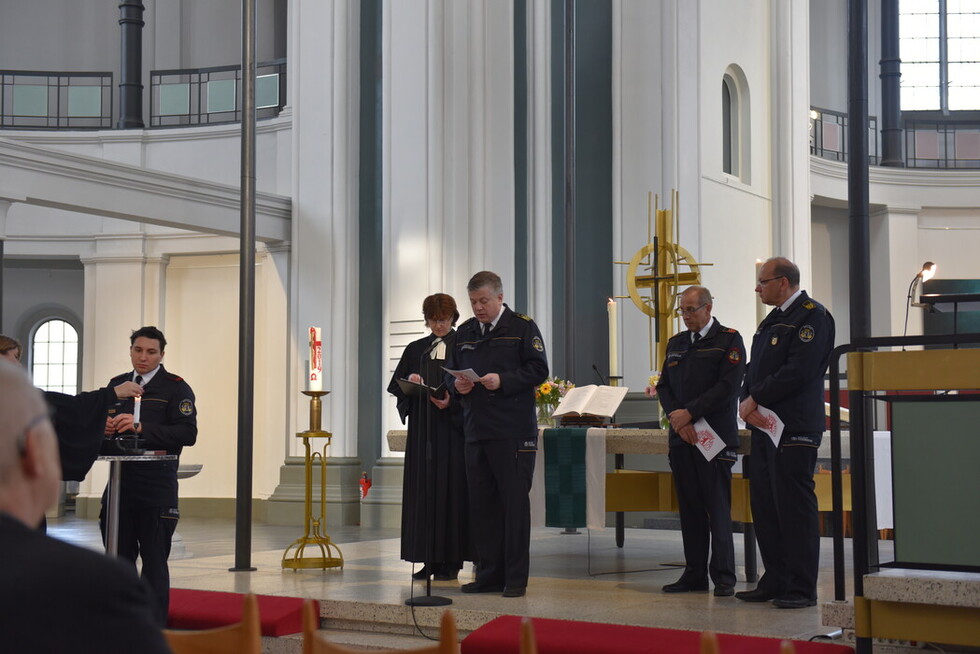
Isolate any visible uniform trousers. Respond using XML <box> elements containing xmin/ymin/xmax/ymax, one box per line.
<box><xmin>464</xmin><ymin>438</ymin><xmax>535</xmax><ymax>588</ymax></box>
<box><xmin>747</xmin><ymin>430</ymin><xmax>820</xmax><ymax>600</ymax></box>
<box><xmin>100</xmin><ymin>505</ymin><xmax>178</xmax><ymax>625</ymax></box>
<box><xmin>668</xmin><ymin>446</ymin><xmax>736</xmax><ymax>587</ymax></box>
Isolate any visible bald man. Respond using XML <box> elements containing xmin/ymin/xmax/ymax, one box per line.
<box><xmin>0</xmin><ymin>361</ymin><xmax>170</xmax><ymax>654</ymax></box>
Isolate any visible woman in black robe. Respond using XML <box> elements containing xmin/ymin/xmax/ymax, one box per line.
<box><xmin>387</xmin><ymin>294</ymin><xmax>472</xmax><ymax>581</ymax></box>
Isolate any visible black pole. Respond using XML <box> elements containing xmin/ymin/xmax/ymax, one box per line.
<box><xmin>231</xmin><ymin>0</ymin><xmax>257</xmax><ymax>573</ymax></box>
<box><xmin>879</xmin><ymin>0</ymin><xmax>903</xmax><ymax>167</ymax></box>
<box><xmin>117</xmin><ymin>1</ymin><xmax>145</xmax><ymax>129</ymax></box>
<box><xmin>562</xmin><ymin>0</ymin><xmax>576</xmax><ymax>378</ymax></box>
<box><xmin>847</xmin><ymin>2</ymin><xmax>877</xmax><ymax>652</ymax></box>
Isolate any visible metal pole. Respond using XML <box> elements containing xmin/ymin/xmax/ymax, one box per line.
<box><xmin>117</xmin><ymin>1</ymin><xmax>145</xmax><ymax>129</ymax></box>
<box><xmin>848</xmin><ymin>2</ymin><xmax>877</xmax><ymax>651</ymax></box>
<box><xmin>879</xmin><ymin>0</ymin><xmax>903</xmax><ymax>167</ymax></box>
<box><xmin>231</xmin><ymin>0</ymin><xmax>257</xmax><ymax>572</ymax></box>
<box><xmin>562</xmin><ymin>0</ymin><xmax>576</xmax><ymax>378</ymax></box>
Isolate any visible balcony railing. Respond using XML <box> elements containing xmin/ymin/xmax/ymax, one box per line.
<box><xmin>809</xmin><ymin>107</ymin><xmax>880</xmax><ymax>166</ymax></box>
<box><xmin>149</xmin><ymin>59</ymin><xmax>286</xmax><ymax>128</ymax></box>
<box><xmin>0</xmin><ymin>70</ymin><xmax>113</xmax><ymax>129</ymax></box>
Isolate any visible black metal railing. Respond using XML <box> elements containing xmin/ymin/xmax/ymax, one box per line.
<box><xmin>149</xmin><ymin>59</ymin><xmax>287</xmax><ymax>128</ymax></box>
<box><xmin>809</xmin><ymin>107</ymin><xmax>880</xmax><ymax>165</ymax></box>
<box><xmin>904</xmin><ymin>119</ymin><xmax>980</xmax><ymax>169</ymax></box>
<box><xmin>0</xmin><ymin>70</ymin><xmax>113</xmax><ymax>130</ymax></box>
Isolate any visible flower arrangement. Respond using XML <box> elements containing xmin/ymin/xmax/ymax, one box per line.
<box><xmin>535</xmin><ymin>376</ymin><xmax>574</xmax><ymax>409</ymax></box>
<box><xmin>644</xmin><ymin>371</ymin><xmax>661</xmax><ymax>398</ymax></box>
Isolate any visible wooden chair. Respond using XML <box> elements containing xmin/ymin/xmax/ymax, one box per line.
<box><xmin>164</xmin><ymin>593</ymin><xmax>262</xmax><ymax>654</ymax></box>
<box><xmin>302</xmin><ymin>600</ymin><xmax>458</xmax><ymax>654</ymax></box>
<box><xmin>780</xmin><ymin>640</ymin><xmax>796</xmax><ymax>654</ymax></box>
<box><xmin>520</xmin><ymin>616</ymin><xmax>539</xmax><ymax>654</ymax></box>
<box><xmin>699</xmin><ymin>631</ymin><xmax>720</xmax><ymax>654</ymax></box>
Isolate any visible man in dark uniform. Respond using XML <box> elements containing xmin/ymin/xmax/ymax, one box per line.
<box><xmin>446</xmin><ymin>271</ymin><xmax>548</xmax><ymax>598</ymax></box>
<box><xmin>656</xmin><ymin>285</ymin><xmax>745</xmax><ymax>597</ymax></box>
<box><xmin>100</xmin><ymin>326</ymin><xmax>197</xmax><ymax>624</ymax></box>
<box><xmin>737</xmin><ymin>257</ymin><xmax>834</xmax><ymax>609</ymax></box>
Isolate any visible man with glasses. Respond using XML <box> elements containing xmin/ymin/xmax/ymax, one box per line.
<box><xmin>655</xmin><ymin>285</ymin><xmax>745</xmax><ymax>597</ymax></box>
<box><xmin>737</xmin><ymin>257</ymin><xmax>835</xmax><ymax>609</ymax></box>
<box><xmin>0</xmin><ymin>361</ymin><xmax>170</xmax><ymax>653</ymax></box>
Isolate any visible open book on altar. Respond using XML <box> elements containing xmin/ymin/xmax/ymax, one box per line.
<box><xmin>553</xmin><ymin>384</ymin><xmax>629</xmax><ymax>419</ymax></box>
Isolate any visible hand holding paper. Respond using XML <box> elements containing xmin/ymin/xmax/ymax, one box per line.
<box><xmin>753</xmin><ymin>405</ymin><xmax>785</xmax><ymax>448</ymax></box>
<box><xmin>691</xmin><ymin>418</ymin><xmax>726</xmax><ymax>461</ymax></box>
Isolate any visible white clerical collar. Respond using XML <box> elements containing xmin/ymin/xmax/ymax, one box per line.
<box><xmin>780</xmin><ymin>289</ymin><xmax>803</xmax><ymax>312</ymax></box>
<box><xmin>134</xmin><ymin>366</ymin><xmax>161</xmax><ymax>385</ymax></box>
<box><xmin>692</xmin><ymin>316</ymin><xmax>715</xmax><ymax>341</ymax></box>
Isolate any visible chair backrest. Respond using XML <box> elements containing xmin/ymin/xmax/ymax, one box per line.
<box><xmin>699</xmin><ymin>631</ymin><xmax>720</xmax><ymax>654</ymax></box>
<box><xmin>780</xmin><ymin>640</ymin><xmax>797</xmax><ymax>654</ymax></box>
<box><xmin>164</xmin><ymin>593</ymin><xmax>262</xmax><ymax>654</ymax></box>
<box><xmin>302</xmin><ymin>600</ymin><xmax>458</xmax><ymax>654</ymax></box>
<box><xmin>520</xmin><ymin>617</ymin><xmax>539</xmax><ymax>654</ymax></box>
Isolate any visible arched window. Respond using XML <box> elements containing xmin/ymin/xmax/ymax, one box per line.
<box><xmin>722</xmin><ymin>66</ymin><xmax>751</xmax><ymax>183</ymax></box>
<box><xmin>31</xmin><ymin>319</ymin><xmax>79</xmax><ymax>394</ymax></box>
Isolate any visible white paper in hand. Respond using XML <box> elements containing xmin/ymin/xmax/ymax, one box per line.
<box><xmin>692</xmin><ymin>418</ymin><xmax>726</xmax><ymax>461</ymax></box>
<box><xmin>754</xmin><ymin>405</ymin><xmax>785</xmax><ymax>448</ymax></box>
<box><xmin>441</xmin><ymin>366</ymin><xmax>481</xmax><ymax>382</ymax></box>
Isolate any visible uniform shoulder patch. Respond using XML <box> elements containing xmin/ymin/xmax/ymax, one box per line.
<box><xmin>722</xmin><ymin>328</ymin><xmax>737</xmax><ymax>334</ymax></box>
<box><xmin>798</xmin><ymin>325</ymin><xmax>815</xmax><ymax>342</ymax></box>
<box><xmin>803</xmin><ymin>301</ymin><xmax>816</xmax><ymax>310</ymax></box>
<box><xmin>728</xmin><ymin>348</ymin><xmax>741</xmax><ymax>363</ymax></box>
<box><xmin>532</xmin><ymin>336</ymin><xmax>544</xmax><ymax>352</ymax></box>
<box><xmin>167</xmin><ymin>373</ymin><xmax>184</xmax><ymax>382</ymax></box>
<box><xmin>514</xmin><ymin>312</ymin><xmax>532</xmax><ymax>321</ymax></box>
<box><xmin>179</xmin><ymin>399</ymin><xmax>195</xmax><ymax>416</ymax></box>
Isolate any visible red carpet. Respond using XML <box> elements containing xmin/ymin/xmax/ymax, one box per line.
<box><xmin>168</xmin><ymin>588</ymin><xmax>315</xmax><ymax>637</ymax></box>
<box><xmin>462</xmin><ymin>616</ymin><xmax>854</xmax><ymax>654</ymax></box>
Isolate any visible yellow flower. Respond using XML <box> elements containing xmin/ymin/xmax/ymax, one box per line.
<box><xmin>648</xmin><ymin>372</ymin><xmax>660</xmax><ymax>386</ymax></box>
<box><xmin>539</xmin><ymin>382</ymin><xmax>553</xmax><ymax>396</ymax></box>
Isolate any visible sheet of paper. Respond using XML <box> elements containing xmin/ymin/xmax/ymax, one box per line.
<box><xmin>692</xmin><ymin>418</ymin><xmax>726</xmax><ymax>461</ymax></box>
<box><xmin>755</xmin><ymin>404</ymin><xmax>785</xmax><ymax>448</ymax></box>
<box><xmin>441</xmin><ymin>367</ymin><xmax>481</xmax><ymax>382</ymax></box>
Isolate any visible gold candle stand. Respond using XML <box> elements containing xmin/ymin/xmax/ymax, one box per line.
<box><xmin>281</xmin><ymin>390</ymin><xmax>344</xmax><ymax>570</ymax></box>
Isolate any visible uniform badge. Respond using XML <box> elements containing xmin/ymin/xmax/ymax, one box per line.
<box><xmin>179</xmin><ymin>399</ymin><xmax>195</xmax><ymax>416</ymax></box>
<box><xmin>798</xmin><ymin>325</ymin><xmax>815</xmax><ymax>342</ymax></box>
<box><xmin>532</xmin><ymin>336</ymin><xmax>544</xmax><ymax>352</ymax></box>
<box><xmin>728</xmin><ymin>348</ymin><xmax>741</xmax><ymax>363</ymax></box>
<box><xmin>803</xmin><ymin>301</ymin><xmax>815</xmax><ymax>310</ymax></box>
<box><xmin>770</xmin><ymin>336</ymin><xmax>778</xmax><ymax>346</ymax></box>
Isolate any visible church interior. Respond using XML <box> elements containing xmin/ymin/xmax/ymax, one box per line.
<box><xmin>1</xmin><ymin>0</ymin><xmax>978</xmax><ymax>652</ymax></box>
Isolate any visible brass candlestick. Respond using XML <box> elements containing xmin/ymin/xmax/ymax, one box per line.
<box><xmin>282</xmin><ymin>390</ymin><xmax>344</xmax><ymax>570</ymax></box>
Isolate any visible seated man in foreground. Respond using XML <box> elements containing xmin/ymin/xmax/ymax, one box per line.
<box><xmin>0</xmin><ymin>361</ymin><xmax>170</xmax><ymax>654</ymax></box>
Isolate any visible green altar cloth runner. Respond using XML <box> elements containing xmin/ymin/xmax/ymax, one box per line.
<box><xmin>543</xmin><ymin>428</ymin><xmax>588</xmax><ymax>528</ymax></box>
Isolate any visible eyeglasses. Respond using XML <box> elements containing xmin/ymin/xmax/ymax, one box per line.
<box><xmin>756</xmin><ymin>276</ymin><xmax>785</xmax><ymax>286</ymax></box>
<box><xmin>675</xmin><ymin>303</ymin><xmax>707</xmax><ymax>316</ymax></box>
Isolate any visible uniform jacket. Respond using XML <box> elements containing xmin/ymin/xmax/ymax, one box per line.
<box><xmin>446</xmin><ymin>305</ymin><xmax>549</xmax><ymax>442</ymax></box>
<box><xmin>742</xmin><ymin>291</ymin><xmax>835</xmax><ymax>435</ymax></box>
<box><xmin>106</xmin><ymin>364</ymin><xmax>197</xmax><ymax>507</ymax></box>
<box><xmin>656</xmin><ymin>319</ymin><xmax>746</xmax><ymax>449</ymax></box>
<box><xmin>0</xmin><ymin>513</ymin><xmax>172</xmax><ymax>654</ymax></box>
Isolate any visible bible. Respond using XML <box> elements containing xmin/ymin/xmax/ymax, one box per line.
<box><xmin>553</xmin><ymin>384</ymin><xmax>629</xmax><ymax>419</ymax></box>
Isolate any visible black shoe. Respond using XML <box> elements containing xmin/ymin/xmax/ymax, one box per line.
<box><xmin>772</xmin><ymin>595</ymin><xmax>817</xmax><ymax>609</ymax></box>
<box><xmin>433</xmin><ymin>570</ymin><xmax>459</xmax><ymax>581</ymax></box>
<box><xmin>662</xmin><ymin>579</ymin><xmax>709</xmax><ymax>593</ymax></box>
<box><xmin>713</xmin><ymin>584</ymin><xmax>735</xmax><ymax>597</ymax></box>
<box><xmin>411</xmin><ymin>566</ymin><xmax>430</xmax><ymax>580</ymax></box>
<box><xmin>734</xmin><ymin>588</ymin><xmax>778</xmax><ymax>602</ymax></box>
<box><xmin>502</xmin><ymin>586</ymin><xmax>526</xmax><ymax>598</ymax></box>
<box><xmin>461</xmin><ymin>582</ymin><xmax>504</xmax><ymax>594</ymax></box>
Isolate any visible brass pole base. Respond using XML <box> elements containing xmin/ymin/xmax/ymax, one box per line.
<box><xmin>281</xmin><ymin>536</ymin><xmax>344</xmax><ymax>570</ymax></box>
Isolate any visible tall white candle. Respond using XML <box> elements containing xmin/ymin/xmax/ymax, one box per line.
<box><xmin>133</xmin><ymin>396</ymin><xmax>141</xmax><ymax>425</ymax></box>
<box><xmin>308</xmin><ymin>326</ymin><xmax>323</xmax><ymax>391</ymax></box>
<box><xmin>608</xmin><ymin>298</ymin><xmax>618</xmax><ymax>379</ymax></box>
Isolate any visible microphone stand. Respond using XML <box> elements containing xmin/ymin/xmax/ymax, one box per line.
<box><xmin>405</xmin><ymin>336</ymin><xmax>451</xmax><ymax>607</ymax></box>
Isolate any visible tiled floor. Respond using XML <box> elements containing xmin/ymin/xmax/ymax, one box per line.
<box><xmin>47</xmin><ymin>514</ymin><xmax>872</xmax><ymax>644</ymax></box>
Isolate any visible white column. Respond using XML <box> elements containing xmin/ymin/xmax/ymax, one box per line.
<box><xmin>770</xmin><ymin>0</ymin><xmax>812</xmax><ymax>283</ymax></box>
<box><xmin>527</xmin><ymin>0</ymin><xmax>552</xmax><ymax>342</ymax></box>
<box><xmin>289</xmin><ymin>0</ymin><xmax>360</xmax><ymax>457</ymax></box>
<box><xmin>870</xmin><ymin>206</ymin><xmax>921</xmax><ymax>338</ymax></box>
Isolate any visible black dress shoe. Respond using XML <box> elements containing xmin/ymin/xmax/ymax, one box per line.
<box><xmin>734</xmin><ymin>588</ymin><xmax>778</xmax><ymax>602</ymax></box>
<box><xmin>772</xmin><ymin>595</ymin><xmax>817</xmax><ymax>609</ymax></box>
<box><xmin>411</xmin><ymin>566</ymin><xmax>430</xmax><ymax>580</ymax></box>
<box><xmin>461</xmin><ymin>582</ymin><xmax>504</xmax><ymax>594</ymax></box>
<box><xmin>502</xmin><ymin>586</ymin><xmax>526</xmax><ymax>598</ymax></box>
<box><xmin>662</xmin><ymin>580</ymin><xmax>709</xmax><ymax>593</ymax></box>
<box><xmin>713</xmin><ymin>584</ymin><xmax>735</xmax><ymax>597</ymax></box>
<box><xmin>434</xmin><ymin>571</ymin><xmax>459</xmax><ymax>581</ymax></box>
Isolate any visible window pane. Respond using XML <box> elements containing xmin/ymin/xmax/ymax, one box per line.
<box><xmin>207</xmin><ymin>79</ymin><xmax>237</xmax><ymax>113</ymax></box>
<box><xmin>903</xmin><ymin>84</ymin><xmax>941</xmax><ymax>110</ymax></box>
<box><xmin>901</xmin><ymin>37</ymin><xmax>939</xmax><ymax>62</ymax></box>
<box><xmin>902</xmin><ymin>0</ymin><xmax>939</xmax><ymax>14</ymax></box>
<box><xmin>31</xmin><ymin>320</ymin><xmax>79</xmax><ymax>394</ymax></box>
<box><xmin>68</xmin><ymin>86</ymin><xmax>102</xmax><ymax>118</ymax></box>
<box><xmin>902</xmin><ymin>62</ymin><xmax>941</xmax><ymax>86</ymax></box>
<box><xmin>948</xmin><ymin>37</ymin><xmax>980</xmax><ymax>61</ymax></box>
<box><xmin>13</xmin><ymin>85</ymin><xmax>48</xmax><ymax>117</ymax></box>
<box><xmin>947</xmin><ymin>0</ymin><xmax>980</xmax><ymax>15</ymax></box>
<box><xmin>947</xmin><ymin>14</ymin><xmax>980</xmax><ymax>38</ymax></box>
<box><xmin>256</xmin><ymin>74</ymin><xmax>279</xmax><ymax>109</ymax></box>
<box><xmin>160</xmin><ymin>83</ymin><xmax>190</xmax><ymax>116</ymax></box>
